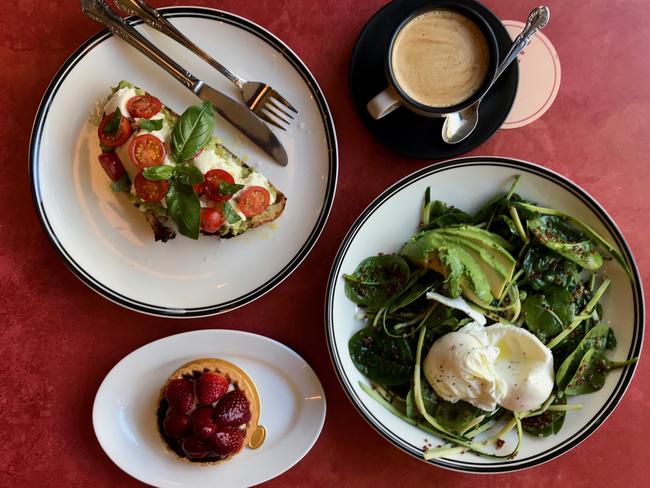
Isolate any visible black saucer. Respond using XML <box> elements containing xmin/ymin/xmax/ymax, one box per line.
<box><xmin>349</xmin><ymin>0</ymin><xmax>518</xmax><ymax>160</ymax></box>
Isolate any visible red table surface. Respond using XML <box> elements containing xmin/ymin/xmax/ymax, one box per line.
<box><xmin>1</xmin><ymin>0</ymin><xmax>648</xmax><ymax>486</ymax></box>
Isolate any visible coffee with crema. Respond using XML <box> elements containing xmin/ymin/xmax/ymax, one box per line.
<box><xmin>391</xmin><ymin>9</ymin><xmax>490</xmax><ymax>108</ymax></box>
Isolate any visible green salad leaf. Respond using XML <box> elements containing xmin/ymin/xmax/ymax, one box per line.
<box><xmin>521</xmin><ymin>286</ymin><xmax>575</xmax><ymax>342</ymax></box>
<box><xmin>522</xmin><ymin>395</ymin><xmax>566</xmax><ymax>437</ymax></box>
<box><xmin>522</xmin><ymin>245</ymin><xmax>580</xmax><ymax>290</ymax></box>
<box><xmin>343</xmin><ymin>255</ymin><xmax>410</xmax><ymax>309</ymax></box>
<box><xmin>527</xmin><ymin>215</ymin><xmax>603</xmax><ymax>270</ymax></box>
<box><xmin>348</xmin><ymin>327</ymin><xmax>414</xmax><ymax>385</ymax></box>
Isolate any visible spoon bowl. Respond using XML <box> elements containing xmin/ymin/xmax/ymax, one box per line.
<box><xmin>441</xmin><ymin>5</ymin><xmax>550</xmax><ymax>144</ymax></box>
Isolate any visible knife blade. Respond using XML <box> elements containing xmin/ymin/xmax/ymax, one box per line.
<box><xmin>80</xmin><ymin>0</ymin><xmax>288</xmax><ymax>166</ymax></box>
<box><xmin>195</xmin><ymin>82</ymin><xmax>288</xmax><ymax>166</ymax></box>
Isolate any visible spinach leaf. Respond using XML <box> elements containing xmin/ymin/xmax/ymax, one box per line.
<box><xmin>103</xmin><ymin>108</ymin><xmax>122</xmax><ymax>135</ymax></box>
<box><xmin>564</xmin><ymin>349</ymin><xmax>637</xmax><ymax>396</ymax></box>
<box><xmin>171</xmin><ymin>101</ymin><xmax>215</xmax><ymax>163</ymax></box>
<box><xmin>110</xmin><ymin>172</ymin><xmax>130</xmax><ymax>192</ymax></box>
<box><xmin>527</xmin><ymin>215</ymin><xmax>603</xmax><ymax>270</ymax></box>
<box><xmin>348</xmin><ymin>327</ymin><xmax>414</xmax><ymax>385</ymax></box>
<box><xmin>421</xmin><ymin>200</ymin><xmax>472</xmax><ymax>230</ymax></box>
<box><xmin>521</xmin><ymin>287</ymin><xmax>575</xmax><ymax>342</ymax></box>
<box><xmin>175</xmin><ymin>164</ymin><xmax>204</xmax><ymax>185</ymax></box>
<box><xmin>434</xmin><ymin>400</ymin><xmax>484</xmax><ymax>435</ymax></box>
<box><xmin>406</xmin><ymin>382</ymin><xmax>438</xmax><ymax>420</ymax></box>
<box><xmin>388</xmin><ymin>279</ymin><xmax>433</xmax><ymax>313</ymax></box>
<box><xmin>522</xmin><ymin>245</ymin><xmax>580</xmax><ymax>290</ymax></box>
<box><xmin>142</xmin><ymin>165</ymin><xmax>174</xmax><ymax>181</ymax></box>
<box><xmin>139</xmin><ymin>118</ymin><xmax>164</xmax><ymax>131</ymax></box>
<box><xmin>522</xmin><ymin>396</ymin><xmax>566</xmax><ymax>437</ymax></box>
<box><xmin>223</xmin><ymin>202</ymin><xmax>242</xmax><ymax>224</ymax></box>
<box><xmin>343</xmin><ymin>255</ymin><xmax>410</xmax><ymax>309</ymax></box>
<box><xmin>166</xmin><ymin>181</ymin><xmax>201</xmax><ymax>239</ymax></box>
<box><xmin>555</xmin><ymin>324</ymin><xmax>611</xmax><ymax>392</ymax></box>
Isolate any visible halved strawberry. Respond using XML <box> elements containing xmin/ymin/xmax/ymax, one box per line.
<box><xmin>191</xmin><ymin>406</ymin><xmax>218</xmax><ymax>440</ymax></box>
<box><xmin>196</xmin><ymin>372</ymin><xmax>230</xmax><ymax>405</ymax></box>
<box><xmin>208</xmin><ymin>428</ymin><xmax>244</xmax><ymax>457</ymax></box>
<box><xmin>214</xmin><ymin>390</ymin><xmax>251</xmax><ymax>428</ymax></box>
<box><xmin>165</xmin><ymin>379</ymin><xmax>194</xmax><ymax>414</ymax></box>
<box><xmin>163</xmin><ymin>412</ymin><xmax>190</xmax><ymax>439</ymax></box>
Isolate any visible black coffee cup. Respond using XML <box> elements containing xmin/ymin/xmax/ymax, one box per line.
<box><xmin>367</xmin><ymin>2</ymin><xmax>499</xmax><ymax>119</ymax></box>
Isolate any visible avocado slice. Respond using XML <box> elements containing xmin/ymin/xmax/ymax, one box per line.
<box><xmin>399</xmin><ymin>226</ymin><xmax>516</xmax><ymax>305</ymax></box>
<box><xmin>436</xmin><ymin>228</ymin><xmax>516</xmax><ymax>299</ymax></box>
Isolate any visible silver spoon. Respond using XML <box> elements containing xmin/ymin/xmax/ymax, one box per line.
<box><xmin>442</xmin><ymin>6</ymin><xmax>551</xmax><ymax>144</ymax></box>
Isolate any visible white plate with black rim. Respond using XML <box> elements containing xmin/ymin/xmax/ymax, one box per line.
<box><xmin>29</xmin><ymin>7</ymin><xmax>337</xmax><ymax>317</ymax></box>
<box><xmin>325</xmin><ymin>156</ymin><xmax>643</xmax><ymax>473</ymax></box>
<box><xmin>93</xmin><ymin>329</ymin><xmax>326</xmax><ymax>487</ymax></box>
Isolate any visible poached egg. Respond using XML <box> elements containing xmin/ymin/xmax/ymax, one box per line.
<box><xmin>423</xmin><ymin>293</ymin><xmax>554</xmax><ymax>412</ymax></box>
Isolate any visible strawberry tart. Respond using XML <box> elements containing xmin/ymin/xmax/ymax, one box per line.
<box><xmin>157</xmin><ymin>358</ymin><xmax>265</xmax><ymax>463</ymax></box>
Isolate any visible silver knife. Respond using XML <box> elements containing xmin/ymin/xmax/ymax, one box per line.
<box><xmin>80</xmin><ymin>0</ymin><xmax>288</xmax><ymax>166</ymax></box>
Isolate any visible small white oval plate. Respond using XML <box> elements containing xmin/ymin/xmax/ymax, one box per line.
<box><xmin>93</xmin><ymin>330</ymin><xmax>326</xmax><ymax>487</ymax></box>
<box><xmin>30</xmin><ymin>7</ymin><xmax>337</xmax><ymax>317</ymax></box>
<box><xmin>326</xmin><ymin>156</ymin><xmax>643</xmax><ymax>473</ymax></box>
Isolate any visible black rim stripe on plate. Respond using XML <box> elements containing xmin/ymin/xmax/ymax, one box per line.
<box><xmin>29</xmin><ymin>7</ymin><xmax>338</xmax><ymax>317</ymax></box>
<box><xmin>325</xmin><ymin>156</ymin><xmax>644</xmax><ymax>473</ymax></box>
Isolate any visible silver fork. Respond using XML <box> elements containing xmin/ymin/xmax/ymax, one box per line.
<box><xmin>113</xmin><ymin>0</ymin><xmax>297</xmax><ymax>130</ymax></box>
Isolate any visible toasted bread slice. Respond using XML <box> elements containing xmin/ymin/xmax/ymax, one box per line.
<box><xmin>97</xmin><ymin>81</ymin><xmax>286</xmax><ymax>242</ymax></box>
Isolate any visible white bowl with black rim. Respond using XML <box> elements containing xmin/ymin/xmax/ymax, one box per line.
<box><xmin>325</xmin><ymin>156</ymin><xmax>643</xmax><ymax>473</ymax></box>
<box><xmin>29</xmin><ymin>7</ymin><xmax>337</xmax><ymax>317</ymax></box>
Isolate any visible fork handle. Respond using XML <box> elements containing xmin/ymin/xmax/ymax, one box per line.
<box><xmin>113</xmin><ymin>0</ymin><xmax>246</xmax><ymax>89</ymax></box>
<box><xmin>81</xmin><ymin>0</ymin><xmax>200</xmax><ymax>91</ymax></box>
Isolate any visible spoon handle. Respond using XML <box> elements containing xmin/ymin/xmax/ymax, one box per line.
<box><xmin>494</xmin><ymin>6</ymin><xmax>550</xmax><ymax>83</ymax></box>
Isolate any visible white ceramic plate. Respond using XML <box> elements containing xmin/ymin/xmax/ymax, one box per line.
<box><xmin>93</xmin><ymin>329</ymin><xmax>326</xmax><ymax>487</ymax></box>
<box><xmin>326</xmin><ymin>157</ymin><xmax>644</xmax><ymax>473</ymax></box>
<box><xmin>30</xmin><ymin>7</ymin><xmax>337</xmax><ymax>317</ymax></box>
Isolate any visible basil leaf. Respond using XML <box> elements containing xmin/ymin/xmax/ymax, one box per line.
<box><xmin>175</xmin><ymin>164</ymin><xmax>204</xmax><ymax>185</ymax></box>
<box><xmin>219</xmin><ymin>182</ymin><xmax>244</xmax><ymax>196</ymax></box>
<box><xmin>166</xmin><ymin>181</ymin><xmax>201</xmax><ymax>239</ymax></box>
<box><xmin>103</xmin><ymin>108</ymin><xmax>122</xmax><ymax>135</ymax></box>
<box><xmin>171</xmin><ymin>101</ymin><xmax>215</xmax><ymax>163</ymax></box>
<box><xmin>139</xmin><ymin>118</ymin><xmax>163</xmax><ymax>131</ymax></box>
<box><xmin>223</xmin><ymin>202</ymin><xmax>242</xmax><ymax>224</ymax></box>
<box><xmin>111</xmin><ymin>172</ymin><xmax>131</xmax><ymax>192</ymax></box>
<box><xmin>142</xmin><ymin>165</ymin><xmax>174</xmax><ymax>181</ymax></box>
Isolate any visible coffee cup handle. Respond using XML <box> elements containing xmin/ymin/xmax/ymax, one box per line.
<box><xmin>366</xmin><ymin>86</ymin><xmax>401</xmax><ymax>120</ymax></box>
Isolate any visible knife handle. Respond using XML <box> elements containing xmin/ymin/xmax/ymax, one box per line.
<box><xmin>113</xmin><ymin>0</ymin><xmax>245</xmax><ymax>89</ymax></box>
<box><xmin>81</xmin><ymin>0</ymin><xmax>199</xmax><ymax>92</ymax></box>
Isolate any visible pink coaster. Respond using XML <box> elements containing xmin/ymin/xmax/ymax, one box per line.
<box><xmin>501</xmin><ymin>20</ymin><xmax>561</xmax><ymax>129</ymax></box>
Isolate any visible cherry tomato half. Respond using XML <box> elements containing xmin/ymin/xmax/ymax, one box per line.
<box><xmin>238</xmin><ymin>186</ymin><xmax>270</xmax><ymax>217</ymax></box>
<box><xmin>134</xmin><ymin>170</ymin><xmax>169</xmax><ymax>202</ymax></box>
<box><xmin>126</xmin><ymin>95</ymin><xmax>162</xmax><ymax>119</ymax></box>
<box><xmin>98</xmin><ymin>112</ymin><xmax>132</xmax><ymax>147</ymax></box>
<box><xmin>200</xmin><ymin>208</ymin><xmax>225</xmax><ymax>233</ymax></box>
<box><xmin>98</xmin><ymin>152</ymin><xmax>126</xmax><ymax>181</ymax></box>
<box><xmin>202</xmin><ymin>169</ymin><xmax>235</xmax><ymax>202</ymax></box>
<box><xmin>129</xmin><ymin>134</ymin><xmax>165</xmax><ymax>169</ymax></box>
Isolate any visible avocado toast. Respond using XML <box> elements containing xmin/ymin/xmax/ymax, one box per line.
<box><xmin>96</xmin><ymin>81</ymin><xmax>286</xmax><ymax>242</ymax></box>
